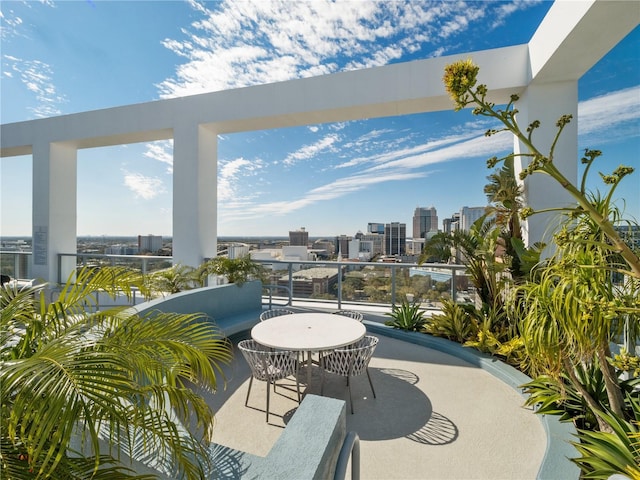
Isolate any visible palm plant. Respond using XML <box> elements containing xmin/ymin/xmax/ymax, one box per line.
<box><xmin>1</xmin><ymin>266</ymin><xmax>232</xmax><ymax>479</ymax></box>
<box><xmin>421</xmin><ymin>217</ymin><xmax>508</xmax><ymax>313</ymax></box>
<box><xmin>196</xmin><ymin>255</ymin><xmax>266</xmax><ymax>286</ymax></box>
<box><xmin>146</xmin><ymin>263</ymin><xmax>200</xmax><ymax>297</ymax></box>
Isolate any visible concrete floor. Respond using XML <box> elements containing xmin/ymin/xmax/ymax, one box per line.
<box><xmin>201</xmin><ymin>333</ymin><xmax>547</xmax><ymax>480</ymax></box>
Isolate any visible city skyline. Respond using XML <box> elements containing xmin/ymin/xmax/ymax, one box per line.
<box><xmin>1</xmin><ymin>1</ymin><xmax>638</xmax><ymax>237</ymax></box>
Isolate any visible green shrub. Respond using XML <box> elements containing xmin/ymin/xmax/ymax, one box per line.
<box><xmin>571</xmin><ymin>404</ymin><xmax>640</xmax><ymax>479</ymax></box>
<box><xmin>425</xmin><ymin>300</ymin><xmax>478</xmax><ymax>343</ymax></box>
<box><xmin>384</xmin><ymin>301</ymin><xmax>427</xmax><ymax>332</ymax></box>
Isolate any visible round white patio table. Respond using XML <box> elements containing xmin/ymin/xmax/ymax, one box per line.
<box><xmin>250</xmin><ymin>312</ymin><xmax>366</xmax><ymax>391</ymax></box>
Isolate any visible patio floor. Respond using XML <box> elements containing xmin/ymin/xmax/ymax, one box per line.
<box><xmin>200</xmin><ymin>330</ymin><xmax>547</xmax><ymax>480</ymax></box>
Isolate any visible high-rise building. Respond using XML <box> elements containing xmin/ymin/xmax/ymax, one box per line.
<box><xmin>384</xmin><ymin>222</ymin><xmax>406</xmax><ymax>255</ymax></box>
<box><xmin>357</xmin><ymin>232</ymin><xmax>384</xmax><ymax>256</ymax></box>
<box><xmin>289</xmin><ymin>227</ymin><xmax>309</xmax><ymax>246</ymax></box>
<box><xmin>138</xmin><ymin>234</ymin><xmax>163</xmax><ymax>253</ymax></box>
<box><xmin>459</xmin><ymin>206</ymin><xmax>486</xmax><ymax>232</ymax></box>
<box><xmin>367</xmin><ymin>223</ymin><xmax>385</xmax><ymax>234</ymax></box>
<box><xmin>335</xmin><ymin>235</ymin><xmax>351</xmax><ymax>257</ymax></box>
<box><xmin>443</xmin><ymin>213</ymin><xmax>460</xmax><ymax>234</ymax></box>
<box><xmin>412</xmin><ymin>206</ymin><xmax>438</xmax><ymax>239</ymax></box>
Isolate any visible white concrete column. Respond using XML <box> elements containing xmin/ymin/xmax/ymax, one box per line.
<box><xmin>172</xmin><ymin>123</ymin><xmax>218</xmax><ymax>268</ymax></box>
<box><xmin>31</xmin><ymin>141</ymin><xmax>77</xmax><ymax>283</ymax></box>
<box><xmin>514</xmin><ymin>81</ymin><xmax>578</xmax><ymax>247</ymax></box>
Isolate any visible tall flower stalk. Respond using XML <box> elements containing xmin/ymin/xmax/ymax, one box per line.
<box><xmin>443</xmin><ymin>59</ymin><xmax>640</xmax><ymax>279</ymax></box>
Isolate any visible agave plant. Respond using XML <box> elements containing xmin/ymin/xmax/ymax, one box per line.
<box><xmin>1</xmin><ymin>266</ymin><xmax>232</xmax><ymax>479</ymax></box>
<box><xmin>384</xmin><ymin>301</ymin><xmax>427</xmax><ymax>332</ymax></box>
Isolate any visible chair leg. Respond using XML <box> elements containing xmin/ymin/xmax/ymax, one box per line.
<box><xmin>245</xmin><ymin>376</ymin><xmax>254</xmax><ymax>407</ymax></box>
<box><xmin>266</xmin><ymin>379</ymin><xmax>271</xmax><ymax>422</ymax></box>
<box><xmin>295</xmin><ymin>374</ymin><xmax>301</xmax><ymax>403</ymax></box>
<box><xmin>366</xmin><ymin>368</ymin><xmax>376</xmax><ymax>398</ymax></box>
<box><xmin>348</xmin><ymin>376</ymin><xmax>354</xmax><ymax>414</ymax></box>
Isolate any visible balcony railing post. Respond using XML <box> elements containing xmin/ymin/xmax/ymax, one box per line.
<box><xmin>451</xmin><ymin>268</ymin><xmax>457</xmax><ymax>302</ymax></box>
<box><xmin>288</xmin><ymin>263</ymin><xmax>293</xmax><ymax>306</ymax></box>
<box><xmin>337</xmin><ymin>260</ymin><xmax>342</xmax><ymax>309</ymax></box>
<box><xmin>391</xmin><ymin>264</ymin><xmax>396</xmax><ymax>307</ymax></box>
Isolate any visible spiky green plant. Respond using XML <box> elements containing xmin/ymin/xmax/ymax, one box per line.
<box><xmin>571</xmin><ymin>404</ymin><xmax>640</xmax><ymax>479</ymax></box>
<box><xmin>384</xmin><ymin>301</ymin><xmax>427</xmax><ymax>332</ymax></box>
<box><xmin>425</xmin><ymin>300</ymin><xmax>478</xmax><ymax>343</ymax></box>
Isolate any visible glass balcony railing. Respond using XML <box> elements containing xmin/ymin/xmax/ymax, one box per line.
<box><xmin>0</xmin><ymin>252</ymin><xmax>475</xmax><ymax>312</ymax></box>
<box><xmin>0</xmin><ymin>250</ymin><xmax>32</xmax><ymax>281</ymax></box>
<box><xmin>253</xmin><ymin>259</ymin><xmax>473</xmax><ymax>310</ymax></box>
<box><xmin>54</xmin><ymin>253</ymin><xmax>475</xmax><ymax>311</ymax></box>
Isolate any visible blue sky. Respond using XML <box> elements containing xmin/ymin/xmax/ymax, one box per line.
<box><xmin>1</xmin><ymin>0</ymin><xmax>638</xmax><ymax>238</ymax></box>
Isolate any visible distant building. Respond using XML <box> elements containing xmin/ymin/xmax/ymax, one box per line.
<box><xmin>228</xmin><ymin>243</ymin><xmax>250</xmax><ymax>259</ymax></box>
<box><xmin>384</xmin><ymin>222</ymin><xmax>406</xmax><ymax>256</ymax></box>
<box><xmin>335</xmin><ymin>235</ymin><xmax>351</xmax><ymax>257</ymax></box>
<box><xmin>106</xmin><ymin>245</ymin><xmax>138</xmax><ymax>255</ymax></box>
<box><xmin>356</xmin><ymin>232</ymin><xmax>383</xmax><ymax>256</ymax></box>
<box><xmin>289</xmin><ymin>227</ymin><xmax>309</xmax><ymax>246</ymax></box>
<box><xmin>138</xmin><ymin>234</ymin><xmax>163</xmax><ymax>253</ymax></box>
<box><xmin>275</xmin><ymin>267</ymin><xmax>339</xmax><ymax>297</ymax></box>
<box><xmin>413</xmin><ymin>206</ymin><xmax>438</xmax><ymax>239</ymax></box>
<box><xmin>443</xmin><ymin>213</ymin><xmax>460</xmax><ymax>234</ymax></box>
<box><xmin>282</xmin><ymin>245</ymin><xmax>311</xmax><ymax>261</ymax></box>
<box><xmin>616</xmin><ymin>224</ymin><xmax>640</xmax><ymax>250</ymax></box>
<box><xmin>347</xmin><ymin>238</ymin><xmax>373</xmax><ymax>261</ymax></box>
<box><xmin>311</xmin><ymin>239</ymin><xmax>334</xmax><ymax>258</ymax></box>
<box><xmin>459</xmin><ymin>206</ymin><xmax>486</xmax><ymax>232</ymax></box>
<box><xmin>367</xmin><ymin>222</ymin><xmax>385</xmax><ymax>234</ymax></box>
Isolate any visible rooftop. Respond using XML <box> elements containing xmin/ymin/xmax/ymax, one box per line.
<box><xmin>201</xmin><ymin>311</ymin><xmax>563</xmax><ymax>479</ymax></box>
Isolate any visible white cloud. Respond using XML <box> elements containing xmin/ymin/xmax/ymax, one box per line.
<box><xmin>283</xmin><ymin>133</ymin><xmax>340</xmax><ymax>166</ymax></box>
<box><xmin>143</xmin><ymin>140</ymin><xmax>174</xmax><ymax>173</ymax></box>
<box><xmin>218</xmin><ymin>157</ymin><xmax>264</xmax><ymax>201</ymax></box>
<box><xmin>123</xmin><ymin>172</ymin><xmax>166</xmax><ymax>200</ymax></box>
<box><xmin>578</xmin><ymin>85</ymin><xmax>640</xmax><ymax>137</ymax></box>
<box><xmin>0</xmin><ymin>8</ymin><xmax>23</xmax><ymax>40</ymax></box>
<box><xmin>220</xmin><ymin>169</ymin><xmax>428</xmax><ymax>221</ymax></box>
<box><xmin>3</xmin><ymin>55</ymin><xmax>66</xmax><ymax>118</ymax></box>
<box><xmin>157</xmin><ymin>1</ymin><xmax>541</xmax><ymax>99</ymax></box>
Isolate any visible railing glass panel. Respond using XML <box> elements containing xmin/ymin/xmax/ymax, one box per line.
<box><xmin>54</xmin><ymin>253</ymin><xmax>473</xmax><ymax>310</ymax></box>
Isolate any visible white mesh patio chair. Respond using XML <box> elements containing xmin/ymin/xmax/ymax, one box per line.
<box><xmin>320</xmin><ymin>335</ymin><xmax>378</xmax><ymax>414</ymax></box>
<box><xmin>238</xmin><ymin>339</ymin><xmax>301</xmax><ymax>422</ymax></box>
<box><xmin>259</xmin><ymin>308</ymin><xmax>295</xmax><ymax>322</ymax></box>
<box><xmin>332</xmin><ymin>310</ymin><xmax>364</xmax><ymax>322</ymax></box>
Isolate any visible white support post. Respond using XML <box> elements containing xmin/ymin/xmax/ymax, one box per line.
<box><xmin>514</xmin><ymin>81</ymin><xmax>578</xmax><ymax>248</ymax></box>
<box><xmin>31</xmin><ymin>141</ymin><xmax>77</xmax><ymax>284</ymax></box>
<box><xmin>172</xmin><ymin>124</ymin><xmax>218</xmax><ymax>269</ymax></box>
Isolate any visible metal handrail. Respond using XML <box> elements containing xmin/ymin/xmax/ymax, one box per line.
<box><xmin>262</xmin><ymin>284</ymin><xmax>292</xmax><ymax>308</ymax></box>
<box><xmin>334</xmin><ymin>431</ymin><xmax>360</xmax><ymax>480</ymax></box>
